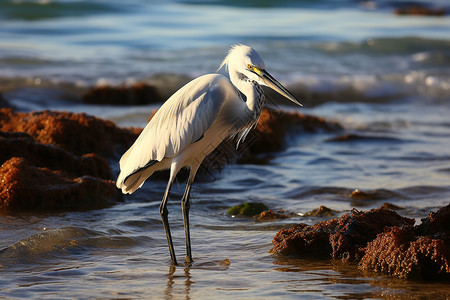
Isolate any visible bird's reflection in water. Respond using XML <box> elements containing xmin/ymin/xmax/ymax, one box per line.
<box><xmin>164</xmin><ymin>258</ymin><xmax>230</xmax><ymax>299</ymax></box>
<box><xmin>165</xmin><ymin>264</ymin><xmax>193</xmax><ymax>300</ymax></box>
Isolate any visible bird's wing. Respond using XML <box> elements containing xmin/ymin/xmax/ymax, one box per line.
<box><xmin>119</xmin><ymin>74</ymin><xmax>232</xmax><ymax>177</ymax></box>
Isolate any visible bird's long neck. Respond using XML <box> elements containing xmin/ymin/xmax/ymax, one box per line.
<box><xmin>229</xmin><ymin>71</ymin><xmax>265</xmax><ymax>120</ymax></box>
<box><xmin>243</xmin><ymin>80</ymin><xmax>264</xmax><ymax>120</ymax></box>
<box><xmin>228</xmin><ymin>72</ymin><xmax>265</xmax><ymax>148</ymax></box>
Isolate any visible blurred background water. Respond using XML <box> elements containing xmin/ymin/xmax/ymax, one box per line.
<box><xmin>1</xmin><ymin>0</ymin><xmax>450</xmax><ymax>298</ymax></box>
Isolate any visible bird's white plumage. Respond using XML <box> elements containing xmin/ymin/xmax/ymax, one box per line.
<box><xmin>115</xmin><ymin>44</ymin><xmax>302</xmax><ymax>264</ymax></box>
<box><xmin>116</xmin><ymin>45</ymin><xmax>302</xmax><ymax>195</ymax></box>
<box><xmin>116</xmin><ymin>74</ymin><xmax>235</xmax><ymax>192</ymax></box>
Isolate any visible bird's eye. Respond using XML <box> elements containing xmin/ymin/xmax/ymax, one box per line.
<box><xmin>247</xmin><ymin>64</ymin><xmax>253</xmax><ymax>70</ymax></box>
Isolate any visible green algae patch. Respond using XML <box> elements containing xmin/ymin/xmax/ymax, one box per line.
<box><xmin>227</xmin><ymin>202</ymin><xmax>268</xmax><ymax>217</ymax></box>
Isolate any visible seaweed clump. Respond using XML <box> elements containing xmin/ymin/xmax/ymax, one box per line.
<box><xmin>271</xmin><ymin>207</ymin><xmax>414</xmax><ymax>260</ymax></box>
<box><xmin>227</xmin><ymin>202</ymin><xmax>268</xmax><ymax>217</ymax></box>
<box><xmin>360</xmin><ymin>204</ymin><xmax>450</xmax><ymax>280</ymax></box>
<box><xmin>271</xmin><ymin>204</ymin><xmax>450</xmax><ymax>280</ymax></box>
<box><xmin>0</xmin><ymin>108</ymin><xmax>139</xmax><ymax>212</ymax></box>
<box><xmin>0</xmin><ymin>157</ymin><xmax>120</xmax><ymax>211</ymax></box>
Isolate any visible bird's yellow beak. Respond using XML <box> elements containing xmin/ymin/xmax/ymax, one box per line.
<box><xmin>260</xmin><ymin>69</ymin><xmax>302</xmax><ymax>107</ymax></box>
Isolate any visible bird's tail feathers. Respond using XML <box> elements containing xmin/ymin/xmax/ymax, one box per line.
<box><xmin>116</xmin><ymin>162</ymin><xmax>159</xmax><ymax>194</ymax></box>
<box><xmin>116</xmin><ymin>172</ymin><xmax>144</xmax><ymax>194</ymax></box>
<box><xmin>116</xmin><ymin>169</ymin><xmax>150</xmax><ymax>194</ymax></box>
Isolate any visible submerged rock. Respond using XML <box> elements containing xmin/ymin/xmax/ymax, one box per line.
<box><xmin>82</xmin><ymin>83</ymin><xmax>163</xmax><ymax>105</ymax></box>
<box><xmin>380</xmin><ymin>202</ymin><xmax>403</xmax><ymax>210</ymax></box>
<box><xmin>304</xmin><ymin>206</ymin><xmax>338</xmax><ymax>217</ymax></box>
<box><xmin>394</xmin><ymin>6</ymin><xmax>446</xmax><ymax>16</ymax></box>
<box><xmin>227</xmin><ymin>202</ymin><xmax>269</xmax><ymax>217</ymax></box>
<box><xmin>254</xmin><ymin>210</ymin><xmax>290</xmax><ymax>221</ymax></box>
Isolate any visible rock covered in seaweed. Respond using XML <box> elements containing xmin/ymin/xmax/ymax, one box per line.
<box><xmin>359</xmin><ymin>204</ymin><xmax>450</xmax><ymax>280</ymax></box>
<box><xmin>0</xmin><ymin>108</ymin><xmax>139</xmax><ymax>212</ymax></box>
<box><xmin>0</xmin><ymin>108</ymin><xmax>140</xmax><ymax>158</ymax></box>
<box><xmin>359</xmin><ymin>226</ymin><xmax>449</xmax><ymax>280</ymax></box>
<box><xmin>271</xmin><ymin>204</ymin><xmax>450</xmax><ymax>280</ymax></box>
<box><xmin>0</xmin><ymin>157</ymin><xmax>120</xmax><ymax>211</ymax></box>
<box><xmin>270</xmin><ymin>207</ymin><xmax>414</xmax><ymax>260</ymax></box>
<box><xmin>0</xmin><ymin>131</ymin><xmax>111</xmax><ymax>179</ymax></box>
<box><xmin>254</xmin><ymin>210</ymin><xmax>290</xmax><ymax>221</ymax></box>
<box><xmin>270</xmin><ymin>219</ymin><xmax>339</xmax><ymax>257</ymax></box>
<box><xmin>227</xmin><ymin>202</ymin><xmax>268</xmax><ymax>217</ymax></box>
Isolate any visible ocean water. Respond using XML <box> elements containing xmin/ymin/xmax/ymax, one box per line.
<box><xmin>1</xmin><ymin>0</ymin><xmax>450</xmax><ymax>298</ymax></box>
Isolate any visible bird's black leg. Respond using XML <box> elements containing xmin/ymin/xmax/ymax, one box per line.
<box><xmin>181</xmin><ymin>167</ymin><xmax>198</xmax><ymax>264</ymax></box>
<box><xmin>160</xmin><ymin>179</ymin><xmax>178</xmax><ymax>265</ymax></box>
<box><xmin>181</xmin><ymin>177</ymin><xmax>193</xmax><ymax>264</ymax></box>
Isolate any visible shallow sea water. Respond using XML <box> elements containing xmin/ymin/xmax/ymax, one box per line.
<box><xmin>1</xmin><ymin>0</ymin><xmax>450</xmax><ymax>298</ymax></box>
<box><xmin>1</xmin><ymin>98</ymin><xmax>450</xmax><ymax>299</ymax></box>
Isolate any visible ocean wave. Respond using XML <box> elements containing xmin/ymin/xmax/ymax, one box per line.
<box><xmin>1</xmin><ymin>68</ymin><xmax>449</xmax><ymax>113</ymax></box>
<box><xmin>0</xmin><ymin>0</ymin><xmax>121</xmax><ymax>21</ymax></box>
<box><xmin>309</xmin><ymin>37</ymin><xmax>450</xmax><ymax>56</ymax></box>
<box><xmin>0</xmin><ymin>226</ymin><xmax>142</xmax><ymax>267</ymax></box>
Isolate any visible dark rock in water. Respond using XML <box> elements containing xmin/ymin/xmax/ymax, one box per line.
<box><xmin>0</xmin><ymin>108</ymin><xmax>138</xmax><ymax>212</ymax></box>
<box><xmin>394</xmin><ymin>6</ymin><xmax>446</xmax><ymax>16</ymax></box>
<box><xmin>270</xmin><ymin>207</ymin><xmax>414</xmax><ymax>260</ymax></box>
<box><xmin>272</xmin><ymin>204</ymin><xmax>450</xmax><ymax>280</ymax></box>
<box><xmin>0</xmin><ymin>157</ymin><xmax>120</xmax><ymax>211</ymax></box>
<box><xmin>349</xmin><ymin>189</ymin><xmax>378</xmax><ymax>200</ymax></box>
<box><xmin>82</xmin><ymin>83</ymin><xmax>163</xmax><ymax>105</ymax></box>
<box><xmin>0</xmin><ymin>131</ymin><xmax>111</xmax><ymax>180</ymax></box>
<box><xmin>359</xmin><ymin>225</ymin><xmax>450</xmax><ymax>280</ymax></box>
<box><xmin>329</xmin><ymin>208</ymin><xmax>415</xmax><ymax>260</ymax></box>
<box><xmin>360</xmin><ymin>204</ymin><xmax>450</xmax><ymax>280</ymax></box>
<box><xmin>227</xmin><ymin>202</ymin><xmax>269</xmax><ymax>217</ymax></box>
<box><xmin>380</xmin><ymin>202</ymin><xmax>403</xmax><ymax>210</ymax></box>
<box><xmin>415</xmin><ymin>204</ymin><xmax>450</xmax><ymax>236</ymax></box>
<box><xmin>270</xmin><ymin>220</ymin><xmax>339</xmax><ymax>257</ymax></box>
<box><xmin>0</xmin><ymin>108</ymin><xmax>140</xmax><ymax>159</ymax></box>
<box><xmin>254</xmin><ymin>210</ymin><xmax>290</xmax><ymax>221</ymax></box>
<box><xmin>304</xmin><ymin>206</ymin><xmax>338</xmax><ymax>217</ymax></box>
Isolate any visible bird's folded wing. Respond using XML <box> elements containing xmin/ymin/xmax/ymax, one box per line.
<box><xmin>119</xmin><ymin>74</ymin><xmax>231</xmax><ymax>177</ymax></box>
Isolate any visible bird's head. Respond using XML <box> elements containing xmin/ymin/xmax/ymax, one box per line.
<box><xmin>219</xmin><ymin>44</ymin><xmax>302</xmax><ymax>106</ymax></box>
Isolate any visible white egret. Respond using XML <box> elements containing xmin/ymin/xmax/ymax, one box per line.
<box><xmin>116</xmin><ymin>44</ymin><xmax>302</xmax><ymax>265</ymax></box>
